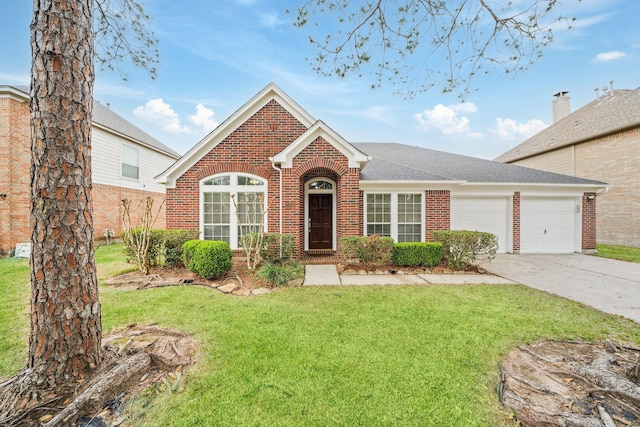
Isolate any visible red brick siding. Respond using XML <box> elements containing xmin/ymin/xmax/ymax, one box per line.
<box><xmin>0</xmin><ymin>97</ymin><xmax>31</xmax><ymax>255</ymax></box>
<box><xmin>425</xmin><ymin>190</ymin><xmax>450</xmax><ymax>241</ymax></box>
<box><xmin>287</xmin><ymin>137</ymin><xmax>361</xmax><ymax>257</ymax></box>
<box><xmin>582</xmin><ymin>192</ymin><xmax>597</xmax><ymax>250</ymax></box>
<box><xmin>512</xmin><ymin>192</ymin><xmax>520</xmax><ymax>253</ymax></box>
<box><xmin>93</xmin><ymin>184</ymin><xmax>167</xmax><ymax>240</ymax></box>
<box><xmin>167</xmin><ymin>100</ymin><xmax>309</xmax><ymax>241</ymax></box>
<box><xmin>0</xmin><ymin>96</ymin><xmax>167</xmax><ymax>255</ymax></box>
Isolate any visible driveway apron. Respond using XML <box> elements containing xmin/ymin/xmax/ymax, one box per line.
<box><xmin>482</xmin><ymin>254</ymin><xmax>640</xmax><ymax>323</ymax></box>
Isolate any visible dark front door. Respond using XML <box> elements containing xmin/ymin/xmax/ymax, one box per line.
<box><xmin>309</xmin><ymin>194</ymin><xmax>332</xmax><ymax>250</ymax></box>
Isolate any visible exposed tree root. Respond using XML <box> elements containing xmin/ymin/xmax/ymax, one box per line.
<box><xmin>501</xmin><ymin>340</ymin><xmax>640</xmax><ymax>426</ymax></box>
<box><xmin>0</xmin><ymin>324</ymin><xmax>198</xmax><ymax>426</ymax></box>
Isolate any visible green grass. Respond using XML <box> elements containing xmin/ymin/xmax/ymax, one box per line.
<box><xmin>2</xmin><ymin>244</ymin><xmax>640</xmax><ymax>426</ymax></box>
<box><xmin>593</xmin><ymin>244</ymin><xmax>640</xmax><ymax>263</ymax></box>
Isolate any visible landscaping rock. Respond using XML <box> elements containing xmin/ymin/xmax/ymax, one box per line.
<box><xmin>232</xmin><ymin>288</ymin><xmax>251</xmax><ymax>297</ymax></box>
<box><xmin>251</xmin><ymin>287</ymin><xmax>271</xmax><ymax>296</ymax></box>
<box><xmin>288</xmin><ymin>278</ymin><xmax>304</xmax><ymax>287</ymax></box>
<box><xmin>217</xmin><ymin>283</ymin><xmax>238</xmax><ymax>293</ymax></box>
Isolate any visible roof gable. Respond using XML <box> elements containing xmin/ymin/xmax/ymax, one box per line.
<box><xmin>271</xmin><ymin>120</ymin><xmax>370</xmax><ymax>168</ymax></box>
<box><xmin>0</xmin><ymin>85</ymin><xmax>180</xmax><ymax>159</ymax></box>
<box><xmin>156</xmin><ymin>83</ymin><xmax>316</xmax><ymax>187</ymax></box>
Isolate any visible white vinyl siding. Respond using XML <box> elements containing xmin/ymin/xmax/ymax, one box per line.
<box><xmin>450</xmin><ymin>196</ymin><xmax>510</xmax><ymax>253</ymax></box>
<box><xmin>91</xmin><ymin>127</ymin><xmax>176</xmax><ymax>193</ymax></box>
<box><xmin>365</xmin><ymin>193</ymin><xmax>423</xmax><ymax>243</ymax></box>
<box><xmin>520</xmin><ymin>197</ymin><xmax>579</xmax><ymax>253</ymax></box>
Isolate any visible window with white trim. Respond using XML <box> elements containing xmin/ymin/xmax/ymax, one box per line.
<box><xmin>365</xmin><ymin>193</ymin><xmax>423</xmax><ymax>243</ymax></box>
<box><xmin>366</xmin><ymin>194</ymin><xmax>391</xmax><ymax>236</ymax></box>
<box><xmin>200</xmin><ymin>173</ymin><xmax>267</xmax><ymax>249</ymax></box>
<box><xmin>397</xmin><ymin>193</ymin><xmax>422</xmax><ymax>242</ymax></box>
<box><xmin>121</xmin><ymin>144</ymin><xmax>140</xmax><ymax>179</ymax></box>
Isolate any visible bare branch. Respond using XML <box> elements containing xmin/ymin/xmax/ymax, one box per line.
<box><xmin>293</xmin><ymin>0</ymin><xmax>576</xmax><ymax>98</ymax></box>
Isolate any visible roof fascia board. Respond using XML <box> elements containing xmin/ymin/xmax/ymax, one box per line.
<box><xmin>92</xmin><ymin>122</ymin><xmax>180</xmax><ymax>159</ymax></box>
<box><xmin>273</xmin><ymin>120</ymin><xmax>370</xmax><ymax>168</ymax></box>
<box><xmin>359</xmin><ymin>181</ymin><xmax>464</xmax><ymax>191</ymax></box>
<box><xmin>0</xmin><ymin>86</ymin><xmax>29</xmax><ymax>102</ymax></box>
<box><xmin>157</xmin><ymin>83</ymin><xmax>316</xmax><ymax>187</ymax></box>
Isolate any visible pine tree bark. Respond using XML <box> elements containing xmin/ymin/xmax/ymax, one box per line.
<box><xmin>29</xmin><ymin>0</ymin><xmax>101</xmax><ymax>388</ymax></box>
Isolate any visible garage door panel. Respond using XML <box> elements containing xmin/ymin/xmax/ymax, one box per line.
<box><xmin>520</xmin><ymin>198</ymin><xmax>576</xmax><ymax>253</ymax></box>
<box><xmin>450</xmin><ymin>197</ymin><xmax>509</xmax><ymax>253</ymax></box>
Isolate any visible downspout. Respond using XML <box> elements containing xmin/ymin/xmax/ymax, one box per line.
<box><xmin>270</xmin><ymin>160</ymin><xmax>283</xmax><ymax>259</ymax></box>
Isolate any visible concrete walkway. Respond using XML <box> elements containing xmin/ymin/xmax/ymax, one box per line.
<box><xmin>303</xmin><ymin>264</ymin><xmax>516</xmax><ymax>286</ymax></box>
<box><xmin>482</xmin><ymin>254</ymin><xmax>640</xmax><ymax>323</ymax></box>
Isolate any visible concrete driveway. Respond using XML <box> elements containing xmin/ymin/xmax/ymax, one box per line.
<box><xmin>482</xmin><ymin>254</ymin><xmax>640</xmax><ymax>323</ymax></box>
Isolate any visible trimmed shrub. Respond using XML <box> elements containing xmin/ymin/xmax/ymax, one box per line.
<box><xmin>257</xmin><ymin>261</ymin><xmax>304</xmax><ymax>287</ymax></box>
<box><xmin>124</xmin><ymin>228</ymin><xmax>199</xmax><ymax>267</ymax></box>
<box><xmin>161</xmin><ymin>229</ymin><xmax>200</xmax><ymax>266</ymax></box>
<box><xmin>260</xmin><ymin>233</ymin><xmax>295</xmax><ymax>263</ymax></box>
<box><xmin>190</xmin><ymin>240</ymin><xmax>233</xmax><ymax>279</ymax></box>
<box><xmin>182</xmin><ymin>239</ymin><xmax>204</xmax><ymax>271</ymax></box>
<box><xmin>432</xmin><ymin>230</ymin><xmax>498</xmax><ymax>269</ymax></box>
<box><xmin>339</xmin><ymin>235</ymin><xmax>394</xmax><ymax>264</ymax></box>
<box><xmin>392</xmin><ymin>242</ymin><xmax>443</xmax><ymax>267</ymax></box>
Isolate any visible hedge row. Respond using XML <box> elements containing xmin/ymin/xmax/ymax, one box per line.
<box><xmin>392</xmin><ymin>242</ymin><xmax>442</xmax><ymax>267</ymax></box>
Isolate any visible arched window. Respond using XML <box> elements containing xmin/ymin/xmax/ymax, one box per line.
<box><xmin>200</xmin><ymin>173</ymin><xmax>267</xmax><ymax>249</ymax></box>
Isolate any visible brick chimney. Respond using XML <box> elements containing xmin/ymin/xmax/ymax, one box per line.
<box><xmin>552</xmin><ymin>91</ymin><xmax>570</xmax><ymax>123</ymax></box>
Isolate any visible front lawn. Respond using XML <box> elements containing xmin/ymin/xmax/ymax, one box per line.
<box><xmin>2</xmin><ymin>244</ymin><xmax>640</xmax><ymax>426</ymax></box>
<box><xmin>593</xmin><ymin>244</ymin><xmax>640</xmax><ymax>263</ymax></box>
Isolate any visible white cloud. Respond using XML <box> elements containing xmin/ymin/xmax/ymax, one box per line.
<box><xmin>413</xmin><ymin>102</ymin><xmax>483</xmax><ymax>138</ymax></box>
<box><xmin>493</xmin><ymin>117</ymin><xmax>547</xmax><ymax>142</ymax></box>
<box><xmin>189</xmin><ymin>103</ymin><xmax>219</xmax><ymax>133</ymax></box>
<box><xmin>594</xmin><ymin>51</ymin><xmax>626</xmax><ymax>62</ymax></box>
<box><xmin>133</xmin><ymin>99</ymin><xmax>190</xmax><ymax>134</ymax></box>
<box><xmin>261</xmin><ymin>12</ymin><xmax>287</xmax><ymax>29</ymax></box>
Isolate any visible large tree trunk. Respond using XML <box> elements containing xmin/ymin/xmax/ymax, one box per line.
<box><xmin>29</xmin><ymin>0</ymin><xmax>101</xmax><ymax>389</ymax></box>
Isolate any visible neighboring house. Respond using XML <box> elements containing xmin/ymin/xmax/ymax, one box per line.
<box><xmin>0</xmin><ymin>85</ymin><xmax>180</xmax><ymax>256</ymax></box>
<box><xmin>496</xmin><ymin>87</ymin><xmax>640</xmax><ymax>247</ymax></box>
<box><xmin>156</xmin><ymin>83</ymin><xmax>607</xmax><ymax>258</ymax></box>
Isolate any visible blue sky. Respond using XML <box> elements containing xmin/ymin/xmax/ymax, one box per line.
<box><xmin>1</xmin><ymin>0</ymin><xmax>638</xmax><ymax>159</ymax></box>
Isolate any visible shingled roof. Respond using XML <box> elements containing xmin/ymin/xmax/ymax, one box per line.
<box><xmin>495</xmin><ymin>87</ymin><xmax>640</xmax><ymax>163</ymax></box>
<box><xmin>2</xmin><ymin>85</ymin><xmax>180</xmax><ymax>159</ymax></box>
<box><xmin>355</xmin><ymin>142</ymin><xmax>605</xmax><ymax>185</ymax></box>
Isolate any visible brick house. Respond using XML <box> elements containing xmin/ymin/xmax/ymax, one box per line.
<box><xmin>496</xmin><ymin>86</ymin><xmax>640</xmax><ymax>247</ymax></box>
<box><xmin>157</xmin><ymin>83</ymin><xmax>607</xmax><ymax>257</ymax></box>
<box><xmin>0</xmin><ymin>85</ymin><xmax>180</xmax><ymax>256</ymax></box>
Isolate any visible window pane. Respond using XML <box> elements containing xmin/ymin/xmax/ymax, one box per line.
<box><xmin>398</xmin><ymin>194</ymin><xmax>421</xmax><ymax>242</ymax></box>
<box><xmin>309</xmin><ymin>180</ymin><xmax>332</xmax><ymax>190</ymax></box>
<box><xmin>203</xmin><ymin>176</ymin><xmax>230</xmax><ymax>186</ymax></box>
<box><xmin>238</xmin><ymin>175</ymin><xmax>264</xmax><ymax>186</ymax></box>
<box><xmin>366</xmin><ymin>193</ymin><xmax>391</xmax><ymax>237</ymax></box>
<box><xmin>121</xmin><ymin>144</ymin><xmax>139</xmax><ymax>179</ymax></box>
<box><xmin>204</xmin><ymin>225</ymin><xmax>230</xmax><ymax>243</ymax></box>
<box><xmin>398</xmin><ymin>224</ymin><xmax>421</xmax><ymax>243</ymax></box>
<box><xmin>237</xmin><ymin>192</ymin><xmax>263</xmax><ymax>224</ymax></box>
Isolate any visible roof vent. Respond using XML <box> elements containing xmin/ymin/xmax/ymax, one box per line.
<box><xmin>552</xmin><ymin>91</ymin><xmax>570</xmax><ymax>123</ymax></box>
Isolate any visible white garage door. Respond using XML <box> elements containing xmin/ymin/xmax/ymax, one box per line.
<box><xmin>520</xmin><ymin>197</ymin><xmax>577</xmax><ymax>253</ymax></box>
<box><xmin>450</xmin><ymin>197</ymin><xmax>509</xmax><ymax>253</ymax></box>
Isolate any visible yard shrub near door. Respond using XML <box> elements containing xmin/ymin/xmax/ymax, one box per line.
<box><xmin>339</xmin><ymin>235</ymin><xmax>394</xmax><ymax>264</ymax></box>
<box><xmin>392</xmin><ymin>242</ymin><xmax>443</xmax><ymax>267</ymax></box>
<box><xmin>189</xmin><ymin>240</ymin><xmax>233</xmax><ymax>279</ymax></box>
<box><xmin>182</xmin><ymin>239</ymin><xmax>204</xmax><ymax>272</ymax></box>
<box><xmin>260</xmin><ymin>233</ymin><xmax>295</xmax><ymax>263</ymax></box>
<box><xmin>432</xmin><ymin>230</ymin><xmax>498</xmax><ymax>269</ymax></box>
